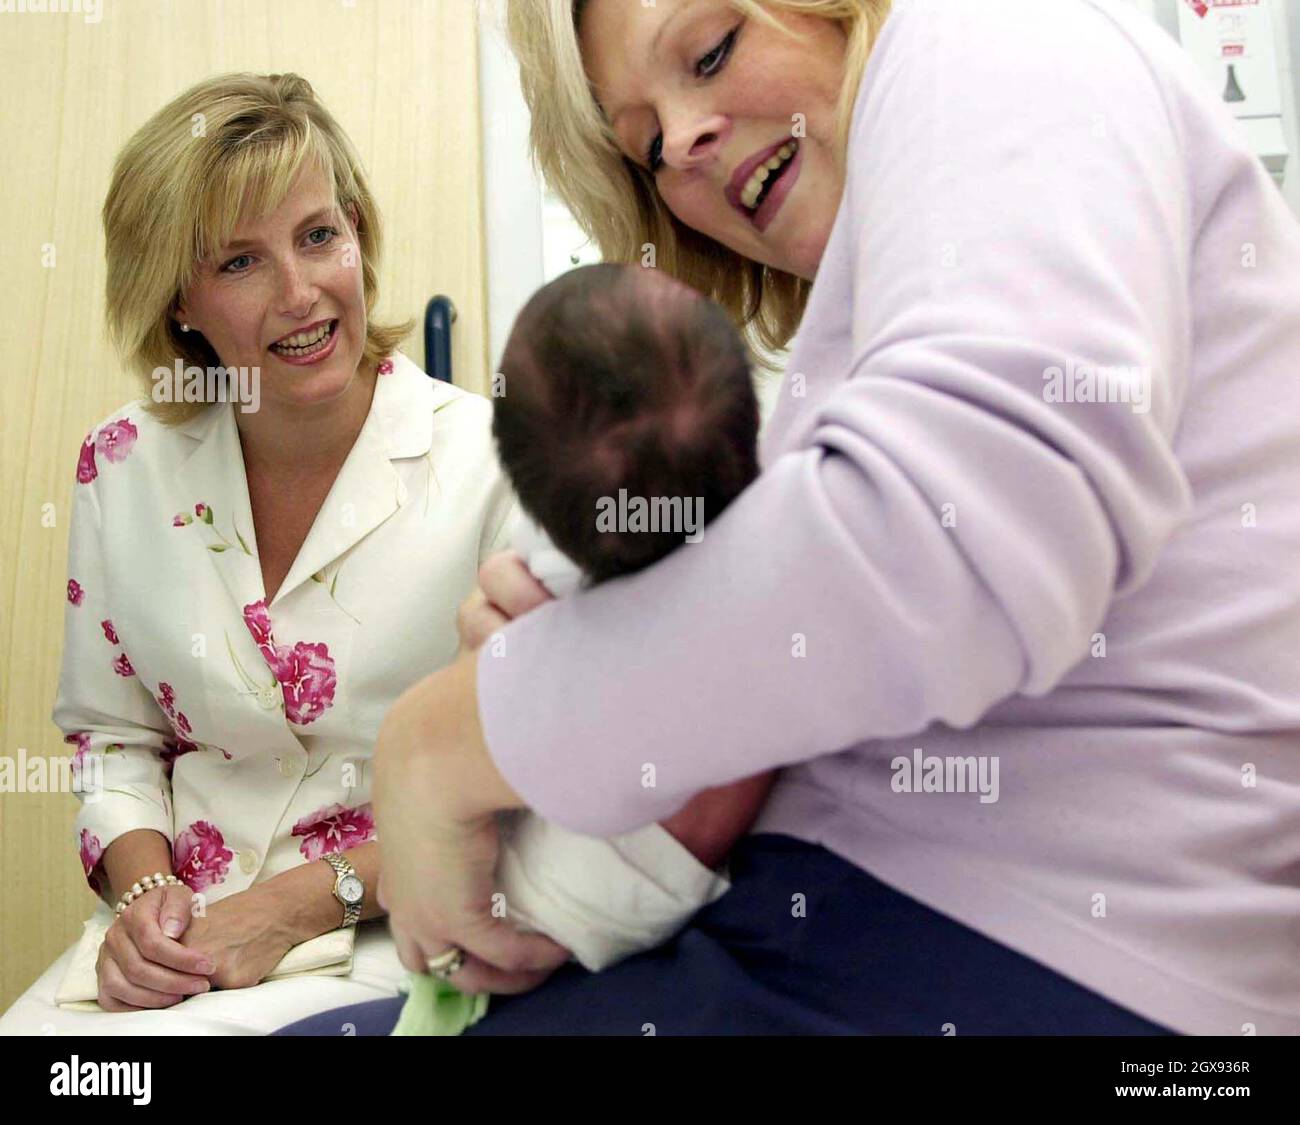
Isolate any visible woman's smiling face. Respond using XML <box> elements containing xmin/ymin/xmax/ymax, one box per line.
<box><xmin>176</xmin><ymin>164</ymin><xmax>368</xmax><ymax>409</ymax></box>
<box><xmin>578</xmin><ymin>0</ymin><xmax>849</xmax><ymax>281</ymax></box>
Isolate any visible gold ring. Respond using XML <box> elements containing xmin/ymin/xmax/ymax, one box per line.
<box><xmin>425</xmin><ymin>946</ymin><xmax>466</xmax><ymax>979</ymax></box>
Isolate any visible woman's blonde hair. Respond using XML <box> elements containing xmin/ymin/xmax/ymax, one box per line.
<box><xmin>504</xmin><ymin>0</ymin><xmax>891</xmax><ymax>371</ymax></box>
<box><xmin>103</xmin><ymin>72</ymin><xmax>411</xmax><ymax>424</ymax></box>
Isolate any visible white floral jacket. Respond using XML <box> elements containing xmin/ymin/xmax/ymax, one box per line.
<box><xmin>56</xmin><ymin>352</ymin><xmax>515</xmax><ymax>906</ymax></box>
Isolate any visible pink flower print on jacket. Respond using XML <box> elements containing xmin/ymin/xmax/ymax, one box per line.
<box><xmin>95</xmin><ymin>417</ymin><xmax>138</xmax><ymax>463</ymax></box>
<box><xmin>76</xmin><ymin>435</ymin><xmax>97</xmax><ymax>484</ymax></box>
<box><xmin>101</xmin><ymin>619</ymin><xmax>119</xmax><ymax>645</ymax></box>
<box><xmin>112</xmin><ymin>653</ymin><xmax>135</xmax><ymax>677</ymax></box>
<box><xmin>160</xmin><ymin>738</ymin><xmax>199</xmax><ymax>779</ymax></box>
<box><xmin>154</xmin><ymin>681</ymin><xmax>191</xmax><ymax>735</ymax></box>
<box><xmin>80</xmin><ymin>828</ymin><xmax>104</xmax><ymax>894</ymax></box>
<box><xmin>277</xmin><ymin>642</ymin><xmax>338</xmax><ymax>725</ymax></box>
<box><xmin>65</xmin><ymin>732</ymin><xmax>91</xmax><ymax>784</ymax></box>
<box><xmin>292</xmin><ymin>803</ymin><xmax>375</xmax><ymax>861</ymax></box>
<box><xmin>177</xmin><ymin>501</ymin><xmax>253</xmax><ymax>555</ymax></box>
<box><xmin>173</xmin><ymin>820</ymin><xmax>233</xmax><ymax>893</ymax></box>
<box><xmin>67</xmin><ymin>579</ymin><xmax>84</xmax><ymax>606</ymax></box>
<box><xmin>153</xmin><ymin>682</ymin><xmax>228</xmax><ymax>772</ymax></box>
<box><xmin>65</xmin><ymin>731</ymin><xmax>118</xmax><ymax>795</ymax></box>
<box><xmin>76</xmin><ymin>417</ymin><xmax>138</xmax><ymax>486</ymax></box>
<box><xmin>243</xmin><ymin>601</ymin><xmax>274</xmax><ymax>652</ymax></box>
<box><xmin>238</xmin><ymin>600</ymin><xmax>338</xmax><ymax>725</ymax></box>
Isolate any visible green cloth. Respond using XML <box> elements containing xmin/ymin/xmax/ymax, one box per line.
<box><xmin>390</xmin><ymin>970</ymin><xmax>490</xmax><ymax>1036</ymax></box>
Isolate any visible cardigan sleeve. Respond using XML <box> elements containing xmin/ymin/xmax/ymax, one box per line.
<box><xmin>55</xmin><ymin>460</ymin><xmax>174</xmax><ymax>905</ymax></box>
<box><xmin>474</xmin><ymin>0</ymin><xmax>1194</xmax><ymax>838</ymax></box>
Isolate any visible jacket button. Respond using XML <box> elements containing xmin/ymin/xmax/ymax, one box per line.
<box><xmin>279</xmin><ymin>756</ymin><xmax>298</xmax><ymax>778</ymax></box>
<box><xmin>238</xmin><ymin>850</ymin><xmax>258</xmax><ymax>875</ymax></box>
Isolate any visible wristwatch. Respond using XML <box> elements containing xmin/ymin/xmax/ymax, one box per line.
<box><xmin>322</xmin><ymin>852</ymin><xmax>364</xmax><ymax>927</ymax></box>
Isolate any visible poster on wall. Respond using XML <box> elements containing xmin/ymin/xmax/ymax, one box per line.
<box><xmin>1177</xmin><ymin>0</ymin><xmax>1283</xmax><ymax>116</ymax></box>
<box><xmin>1176</xmin><ymin>0</ymin><xmax>1289</xmax><ymax>182</ymax></box>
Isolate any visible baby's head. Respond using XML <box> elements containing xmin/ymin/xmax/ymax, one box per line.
<box><xmin>494</xmin><ymin>263</ymin><xmax>760</xmax><ymax>585</ymax></box>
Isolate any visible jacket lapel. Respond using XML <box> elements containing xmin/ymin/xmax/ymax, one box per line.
<box><xmin>173</xmin><ymin>354</ymin><xmax>440</xmax><ymax>624</ymax></box>
<box><xmin>174</xmin><ymin>403</ymin><xmax>263</xmax><ymax>620</ymax></box>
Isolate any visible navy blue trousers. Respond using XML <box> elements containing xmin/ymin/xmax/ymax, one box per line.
<box><xmin>275</xmin><ymin>833</ymin><xmax>1174</xmax><ymax>1036</ymax></box>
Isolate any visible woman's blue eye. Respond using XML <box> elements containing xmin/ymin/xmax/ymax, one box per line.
<box><xmin>646</xmin><ymin>25</ymin><xmax>739</xmax><ymax>174</ymax></box>
<box><xmin>219</xmin><ymin>227</ymin><xmax>337</xmax><ymax>272</ymax></box>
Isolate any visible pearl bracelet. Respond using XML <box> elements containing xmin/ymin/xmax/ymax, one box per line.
<box><xmin>114</xmin><ymin>872</ymin><xmax>183</xmax><ymax>916</ymax></box>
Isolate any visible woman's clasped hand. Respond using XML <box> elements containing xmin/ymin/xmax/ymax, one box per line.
<box><xmin>97</xmin><ymin>880</ymin><xmax>305</xmax><ymax>1009</ymax></box>
<box><xmin>95</xmin><ymin>882</ymin><xmax>211</xmax><ymax>1011</ymax></box>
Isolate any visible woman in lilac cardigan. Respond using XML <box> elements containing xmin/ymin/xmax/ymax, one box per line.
<box><xmin>283</xmin><ymin>0</ymin><xmax>1300</xmax><ymax>1036</ymax></box>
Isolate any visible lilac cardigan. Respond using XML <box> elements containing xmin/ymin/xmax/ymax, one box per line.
<box><xmin>477</xmin><ymin>0</ymin><xmax>1300</xmax><ymax>1035</ymax></box>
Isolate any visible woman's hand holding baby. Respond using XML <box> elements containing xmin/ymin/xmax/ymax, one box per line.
<box><xmin>380</xmin><ymin>550</ymin><xmax>572</xmax><ymax>991</ymax></box>
<box><xmin>456</xmin><ymin>550</ymin><xmax>552</xmax><ymax>652</ymax></box>
<box><xmin>373</xmin><ymin>651</ymin><xmax>571</xmax><ymax>995</ymax></box>
<box><xmin>466</xmin><ymin>551</ymin><xmax>778</xmax><ymax>873</ymax></box>
<box><xmin>371</xmin><ymin>549</ymin><xmax>774</xmax><ymax>995</ymax></box>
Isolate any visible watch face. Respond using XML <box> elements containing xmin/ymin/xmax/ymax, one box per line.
<box><xmin>339</xmin><ymin>875</ymin><xmax>364</xmax><ymax>904</ymax></box>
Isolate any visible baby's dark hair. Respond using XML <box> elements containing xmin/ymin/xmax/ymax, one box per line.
<box><xmin>493</xmin><ymin>262</ymin><xmax>760</xmax><ymax>585</ymax></box>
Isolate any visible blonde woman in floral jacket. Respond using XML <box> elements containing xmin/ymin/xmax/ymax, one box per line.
<box><xmin>1</xmin><ymin>71</ymin><xmax>753</xmax><ymax>1035</ymax></box>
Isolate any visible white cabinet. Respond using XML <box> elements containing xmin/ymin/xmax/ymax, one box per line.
<box><xmin>1164</xmin><ymin>0</ymin><xmax>1291</xmax><ymax>185</ymax></box>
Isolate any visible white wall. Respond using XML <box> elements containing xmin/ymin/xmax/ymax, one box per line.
<box><xmin>477</xmin><ymin>0</ymin><xmax>545</xmax><ymax>376</ymax></box>
<box><xmin>477</xmin><ymin>0</ymin><xmax>607</xmax><ymax>376</ymax></box>
<box><xmin>1274</xmin><ymin>0</ymin><xmax>1300</xmax><ymax>216</ymax></box>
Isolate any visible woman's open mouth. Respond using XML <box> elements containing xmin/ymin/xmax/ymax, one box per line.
<box><xmin>269</xmin><ymin>319</ymin><xmax>340</xmax><ymax>365</ymax></box>
<box><xmin>733</xmin><ymin>139</ymin><xmax>802</xmax><ymax>234</ymax></box>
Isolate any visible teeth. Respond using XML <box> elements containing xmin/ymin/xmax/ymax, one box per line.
<box><xmin>273</xmin><ymin>321</ymin><xmax>333</xmax><ymax>353</ymax></box>
<box><xmin>290</xmin><ymin>325</ymin><xmax>324</xmax><ymax>347</ymax></box>
<box><xmin>740</xmin><ymin>143</ymin><xmax>797</xmax><ymax>210</ymax></box>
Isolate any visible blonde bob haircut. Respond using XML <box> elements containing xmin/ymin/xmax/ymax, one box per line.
<box><xmin>505</xmin><ymin>0</ymin><xmax>892</xmax><ymax>371</ymax></box>
<box><xmin>103</xmin><ymin>71</ymin><xmax>411</xmax><ymax>425</ymax></box>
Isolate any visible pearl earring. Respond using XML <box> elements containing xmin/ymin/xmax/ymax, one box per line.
<box><xmin>180</xmin><ymin>323</ymin><xmax>190</xmax><ymax>333</ymax></box>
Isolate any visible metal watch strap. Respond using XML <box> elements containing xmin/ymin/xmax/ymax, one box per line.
<box><xmin>323</xmin><ymin>852</ymin><xmax>361</xmax><ymax>927</ymax></box>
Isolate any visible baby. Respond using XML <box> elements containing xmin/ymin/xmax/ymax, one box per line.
<box><xmin>394</xmin><ymin>263</ymin><xmax>762</xmax><ymax>1034</ymax></box>
<box><xmin>494</xmin><ymin>261</ymin><xmax>761</xmax><ymax>591</ymax></box>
